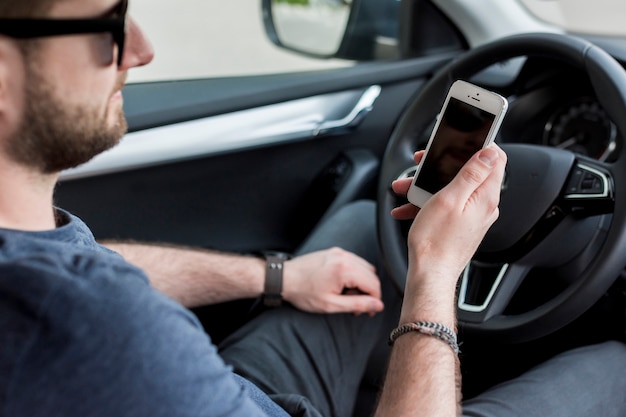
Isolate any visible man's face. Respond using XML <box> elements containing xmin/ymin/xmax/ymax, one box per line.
<box><xmin>2</xmin><ymin>0</ymin><xmax>153</xmax><ymax>174</ymax></box>
<box><xmin>5</xmin><ymin>48</ymin><xmax>128</xmax><ymax>173</ymax></box>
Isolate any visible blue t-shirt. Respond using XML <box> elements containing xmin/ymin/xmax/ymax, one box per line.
<box><xmin>0</xmin><ymin>210</ymin><xmax>289</xmax><ymax>417</ymax></box>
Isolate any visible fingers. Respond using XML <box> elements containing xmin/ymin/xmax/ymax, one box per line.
<box><xmin>390</xmin><ymin>147</ymin><xmax>506</xmax><ymax>223</ymax></box>
<box><xmin>347</xmin><ymin>266</ymin><xmax>382</xmax><ymax>300</ymax></box>
<box><xmin>413</xmin><ymin>150</ymin><xmax>425</xmax><ymax>165</ymax></box>
<box><xmin>390</xmin><ymin>178</ymin><xmax>419</xmax><ymax>220</ymax></box>
<box><xmin>391</xmin><ymin>203</ymin><xmax>419</xmax><ymax>220</ymax></box>
<box><xmin>391</xmin><ymin>177</ymin><xmax>413</xmax><ymax>195</ymax></box>
<box><xmin>389</xmin><ymin>151</ymin><xmax>426</xmax><ymax>219</ymax></box>
<box><xmin>333</xmin><ymin>250</ymin><xmax>382</xmax><ymax>299</ymax></box>
<box><xmin>442</xmin><ymin>145</ymin><xmax>506</xmax><ymax>209</ymax></box>
<box><xmin>282</xmin><ymin>248</ymin><xmax>384</xmax><ymax>315</ymax></box>
<box><xmin>331</xmin><ymin>250</ymin><xmax>384</xmax><ymax>315</ymax></box>
<box><xmin>325</xmin><ymin>294</ymin><xmax>384</xmax><ymax>316</ymax></box>
<box><xmin>390</xmin><ymin>150</ymin><xmax>425</xmax><ymax>196</ymax></box>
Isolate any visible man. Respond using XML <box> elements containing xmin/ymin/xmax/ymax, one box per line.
<box><xmin>1</xmin><ymin>1</ymin><xmax>625</xmax><ymax>416</ymax></box>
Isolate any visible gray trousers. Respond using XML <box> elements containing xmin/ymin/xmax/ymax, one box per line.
<box><xmin>219</xmin><ymin>200</ymin><xmax>626</xmax><ymax>417</ymax></box>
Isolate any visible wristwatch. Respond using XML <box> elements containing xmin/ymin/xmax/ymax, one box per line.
<box><xmin>263</xmin><ymin>252</ymin><xmax>291</xmax><ymax>307</ymax></box>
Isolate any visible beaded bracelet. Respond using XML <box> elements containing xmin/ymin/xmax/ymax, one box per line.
<box><xmin>388</xmin><ymin>321</ymin><xmax>460</xmax><ymax>355</ymax></box>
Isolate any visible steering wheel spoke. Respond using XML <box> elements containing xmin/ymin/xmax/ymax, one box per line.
<box><xmin>458</xmin><ymin>262</ymin><xmax>530</xmax><ymax>323</ymax></box>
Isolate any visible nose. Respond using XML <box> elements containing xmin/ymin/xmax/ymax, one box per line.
<box><xmin>120</xmin><ymin>16</ymin><xmax>155</xmax><ymax>69</ymax></box>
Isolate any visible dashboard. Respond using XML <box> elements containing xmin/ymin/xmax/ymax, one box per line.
<box><xmin>497</xmin><ymin>57</ymin><xmax>622</xmax><ymax>162</ymax></box>
<box><xmin>542</xmin><ymin>97</ymin><xmax>616</xmax><ymax>161</ymax></box>
<box><xmin>411</xmin><ymin>55</ymin><xmax>624</xmax><ymax>165</ymax></box>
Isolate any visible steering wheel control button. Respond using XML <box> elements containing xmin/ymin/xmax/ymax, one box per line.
<box><xmin>581</xmin><ymin>175</ymin><xmax>603</xmax><ymax>193</ymax></box>
<box><xmin>564</xmin><ymin>163</ymin><xmax>610</xmax><ymax>198</ymax></box>
<box><xmin>563</xmin><ymin>162</ymin><xmax>614</xmax><ymax>217</ymax></box>
<box><xmin>565</xmin><ymin>167</ymin><xmax>584</xmax><ymax>194</ymax></box>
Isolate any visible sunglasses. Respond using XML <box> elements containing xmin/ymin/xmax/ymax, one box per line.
<box><xmin>0</xmin><ymin>0</ymin><xmax>128</xmax><ymax>66</ymax></box>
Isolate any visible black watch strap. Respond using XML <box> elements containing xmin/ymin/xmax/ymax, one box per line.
<box><xmin>263</xmin><ymin>253</ymin><xmax>289</xmax><ymax>307</ymax></box>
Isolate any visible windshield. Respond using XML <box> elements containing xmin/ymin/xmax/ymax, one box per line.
<box><xmin>517</xmin><ymin>0</ymin><xmax>626</xmax><ymax>36</ymax></box>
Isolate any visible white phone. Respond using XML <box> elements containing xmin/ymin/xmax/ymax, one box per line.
<box><xmin>407</xmin><ymin>80</ymin><xmax>508</xmax><ymax>207</ymax></box>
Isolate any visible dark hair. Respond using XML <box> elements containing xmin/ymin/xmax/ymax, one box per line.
<box><xmin>0</xmin><ymin>1</ymin><xmax>54</xmax><ymax>18</ymax></box>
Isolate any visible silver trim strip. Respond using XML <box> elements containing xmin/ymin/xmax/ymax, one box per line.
<box><xmin>61</xmin><ymin>85</ymin><xmax>381</xmax><ymax>181</ymax></box>
<box><xmin>458</xmin><ymin>263</ymin><xmax>509</xmax><ymax>313</ymax></box>
<box><xmin>397</xmin><ymin>166</ymin><xmax>417</xmax><ymax>180</ymax></box>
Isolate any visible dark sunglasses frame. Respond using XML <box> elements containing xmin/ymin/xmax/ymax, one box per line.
<box><xmin>0</xmin><ymin>0</ymin><xmax>127</xmax><ymax>66</ymax></box>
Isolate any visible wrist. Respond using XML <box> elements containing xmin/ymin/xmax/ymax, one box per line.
<box><xmin>262</xmin><ymin>252</ymin><xmax>291</xmax><ymax>307</ymax></box>
<box><xmin>388</xmin><ymin>321</ymin><xmax>460</xmax><ymax>354</ymax></box>
<box><xmin>399</xmin><ymin>307</ymin><xmax>456</xmax><ymax>330</ymax></box>
<box><xmin>401</xmin><ymin>265</ymin><xmax>458</xmax><ymax>327</ymax></box>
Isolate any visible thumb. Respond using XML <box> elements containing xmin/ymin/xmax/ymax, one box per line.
<box><xmin>445</xmin><ymin>146</ymin><xmax>501</xmax><ymax>202</ymax></box>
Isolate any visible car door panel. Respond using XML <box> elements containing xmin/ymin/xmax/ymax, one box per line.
<box><xmin>55</xmin><ymin>58</ymin><xmax>448</xmax><ymax>254</ymax></box>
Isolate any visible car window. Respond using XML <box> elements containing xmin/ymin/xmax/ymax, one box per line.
<box><xmin>127</xmin><ymin>0</ymin><xmax>352</xmax><ymax>83</ymax></box>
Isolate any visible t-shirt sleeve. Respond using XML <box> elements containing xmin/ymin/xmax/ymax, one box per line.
<box><xmin>5</xmin><ymin>258</ymin><xmax>277</xmax><ymax>417</ymax></box>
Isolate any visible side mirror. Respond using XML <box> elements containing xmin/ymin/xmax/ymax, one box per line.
<box><xmin>261</xmin><ymin>0</ymin><xmax>401</xmax><ymax>61</ymax></box>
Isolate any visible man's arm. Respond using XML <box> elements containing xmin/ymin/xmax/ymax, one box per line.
<box><xmin>375</xmin><ymin>146</ymin><xmax>506</xmax><ymax>416</ymax></box>
<box><xmin>103</xmin><ymin>242</ymin><xmax>385</xmax><ymax>315</ymax></box>
<box><xmin>103</xmin><ymin>242</ymin><xmax>264</xmax><ymax>307</ymax></box>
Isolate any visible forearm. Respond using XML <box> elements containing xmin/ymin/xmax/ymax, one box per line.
<box><xmin>103</xmin><ymin>242</ymin><xmax>385</xmax><ymax>315</ymax></box>
<box><xmin>378</xmin><ymin>146</ymin><xmax>506</xmax><ymax>416</ymax></box>
<box><xmin>374</xmin><ymin>265</ymin><xmax>461</xmax><ymax>417</ymax></box>
<box><xmin>375</xmin><ymin>335</ymin><xmax>460</xmax><ymax>417</ymax></box>
<box><xmin>103</xmin><ymin>242</ymin><xmax>265</xmax><ymax>307</ymax></box>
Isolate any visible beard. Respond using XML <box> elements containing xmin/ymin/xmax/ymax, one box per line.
<box><xmin>5</xmin><ymin>58</ymin><xmax>127</xmax><ymax>174</ymax></box>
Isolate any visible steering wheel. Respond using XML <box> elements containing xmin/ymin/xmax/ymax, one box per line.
<box><xmin>377</xmin><ymin>32</ymin><xmax>626</xmax><ymax>343</ymax></box>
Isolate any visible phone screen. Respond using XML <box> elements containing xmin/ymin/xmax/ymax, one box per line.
<box><xmin>415</xmin><ymin>97</ymin><xmax>496</xmax><ymax>194</ymax></box>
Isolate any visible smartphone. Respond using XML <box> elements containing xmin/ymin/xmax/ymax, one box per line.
<box><xmin>407</xmin><ymin>80</ymin><xmax>508</xmax><ymax>207</ymax></box>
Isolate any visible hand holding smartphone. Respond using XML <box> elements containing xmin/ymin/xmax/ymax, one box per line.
<box><xmin>407</xmin><ymin>80</ymin><xmax>508</xmax><ymax>207</ymax></box>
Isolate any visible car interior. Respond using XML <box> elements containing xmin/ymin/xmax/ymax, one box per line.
<box><xmin>54</xmin><ymin>0</ymin><xmax>626</xmax><ymax>415</ymax></box>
